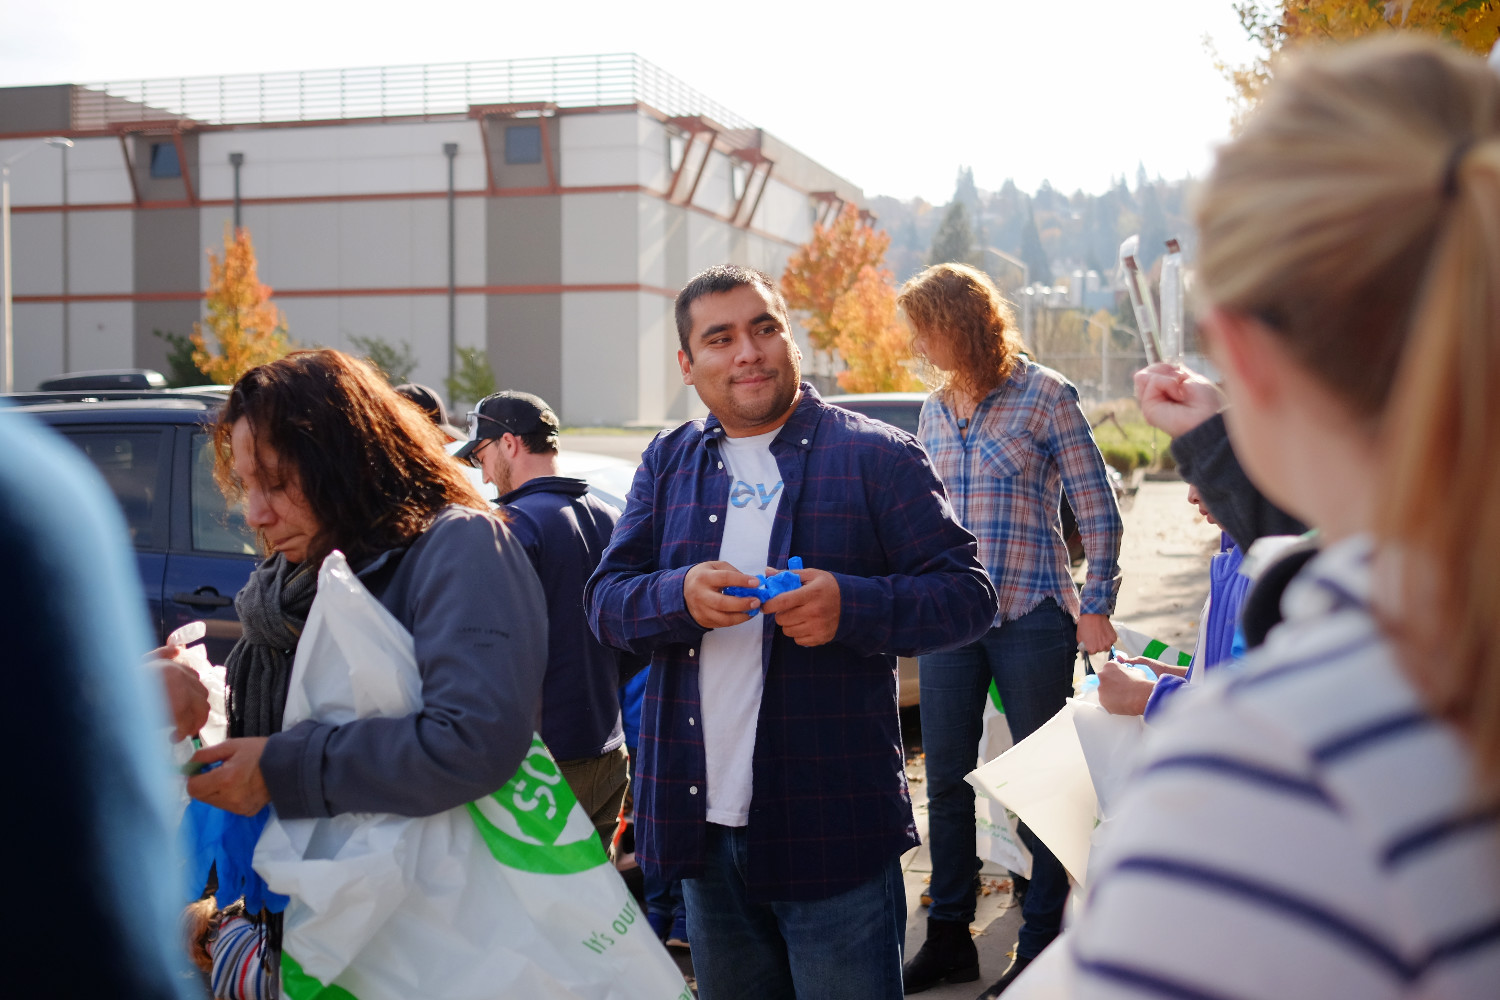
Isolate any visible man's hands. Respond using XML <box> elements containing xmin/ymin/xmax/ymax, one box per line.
<box><xmin>1076</xmin><ymin>613</ymin><xmax>1117</xmax><ymax>655</ymax></box>
<box><xmin>1133</xmin><ymin>362</ymin><xmax>1227</xmax><ymax>437</ymax></box>
<box><xmin>187</xmin><ymin>738</ymin><xmax>270</xmax><ymax>815</ymax></box>
<box><xmin>685</xmin><ymin>561</ymin><xmax>762</xmax><ymax>628</ymax></box>
<box><xmin>762</xmin><ymin>568</ymin><xmax>841</xmax><ymax>647</ymax></box>
<box><xmin>1096</xmin><ymin>658</ymin><xmax>1158</xmax><ymax>716</ymax></box>
<box><xmin>150</xmin><ymin>642</ymin><xmax>210</xmax><ymax>742</ymax></box>
<box><xmin>684</xmin><ymin>561</ymin><xmax>843</xmax><ymax>647</ymax></box>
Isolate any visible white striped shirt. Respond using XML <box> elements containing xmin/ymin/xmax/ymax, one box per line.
<box><xmin>1066</xmin><ymin>535</ymin><xmax>1500</xmax><ymax>999</ymax></box>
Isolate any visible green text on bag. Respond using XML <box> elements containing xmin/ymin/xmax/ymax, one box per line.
<box><xmin>467</xmin><ymin>735</ymin><xmax>608</xmax><ymax>875</ymax></box>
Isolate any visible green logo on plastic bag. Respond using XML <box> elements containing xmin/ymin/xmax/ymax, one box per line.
<box><xmin>988</xmin><ymin>680</ymin><xmax>1005</xmax><ymax>713</ymax></box>
<box><xmin>467</xmin><ymin>734</ymin><xmax>608</xmax><ymax>875</ymax></box>
<box><xmin>281</xmin><ymin>953</ymin><xmax>358</xmax><ymax>1000</ymax></box>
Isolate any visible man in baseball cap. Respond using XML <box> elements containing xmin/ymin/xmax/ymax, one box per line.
<box><xmin>461</xmin><ymin>389</ymin><xmax>636</xmax><ymax>852</ymax></box>
<box><xmin>453</xmin><ymin>390</ymin><xmax>559</xmax><ymax>477</ymax></box>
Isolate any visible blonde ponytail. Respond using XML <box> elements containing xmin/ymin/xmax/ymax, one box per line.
<box><xmin>1195</xmin><ymin>36</ymin><xmax>1500</xmax><ymax>782</ymax></box>
<box><xmin>1377</xmin><ymin>137</ymin><xmax>1500</xmax><ymax>783</ymax></box>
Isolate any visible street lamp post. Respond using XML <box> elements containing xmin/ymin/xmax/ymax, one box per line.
<box><xmin>3</xmin><ymin>136</ymin><xmax>73</xmax><ymax>393</ymax></box>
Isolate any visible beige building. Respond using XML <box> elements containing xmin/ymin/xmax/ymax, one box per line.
<box><xmin>0</xmin><ymin>54</ymin><xmax>861</xmax><ymax>423</ymax></box>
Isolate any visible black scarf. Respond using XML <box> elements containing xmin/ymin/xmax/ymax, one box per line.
<box><xmin>225</xmin><ymin>554</ymin><xmax>318</xmax><ymax>739</ymax></box>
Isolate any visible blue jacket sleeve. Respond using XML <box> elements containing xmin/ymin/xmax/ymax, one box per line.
<box><xmin>1143</xmin><ymin>673</ymin><xmax>1189</xmax><ymax>723</ymax></box>
<box><xmin>584</xmin><ymin>441</ymin><xmax>709</xmax><ymax>657</ymax></box>
<box><xmin>831</xmin><ymin>436</ymin><xmax>998</xmax><ymax>658</ymax></box>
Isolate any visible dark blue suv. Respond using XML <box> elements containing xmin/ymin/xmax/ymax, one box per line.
<box><xmin>6</xmin><ymin>391</ymin><xmax>259</xmax><ymax>665</ymax></box>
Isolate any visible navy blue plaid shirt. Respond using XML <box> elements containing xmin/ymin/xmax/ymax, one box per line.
<box><xmin>585</xmin><ymin>385</ymin><xmax>997</xmax><ymax>902</ymax></box>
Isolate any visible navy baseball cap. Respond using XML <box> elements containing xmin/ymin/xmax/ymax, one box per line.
<box><xmin>454</xmin><ymin>390</ymin><xmax>559</xmax><ymax>461</ymax></box>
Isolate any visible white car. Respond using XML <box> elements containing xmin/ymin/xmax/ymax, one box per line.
<box><xmin>449</xmin><ymin>442</ymin><xmax>637</xmax><ymax>510</ymax></box>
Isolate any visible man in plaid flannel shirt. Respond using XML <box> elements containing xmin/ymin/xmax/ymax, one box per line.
<box><xmin>586</xmin><ymin>265</ymin><xmax>997</xmax><ymax>999</ymax></box>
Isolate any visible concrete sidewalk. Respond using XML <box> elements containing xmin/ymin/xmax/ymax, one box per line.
<box><xmin>901</xmin><ymin>745</ymin><xmax>1025</xmax><ymax>999</ymax></box>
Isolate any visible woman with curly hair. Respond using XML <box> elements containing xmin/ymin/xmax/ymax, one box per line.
<box><xmin>899</xmin><ymin>263</ymin><xmax>1123</xmax><ymax>997</ymax></box>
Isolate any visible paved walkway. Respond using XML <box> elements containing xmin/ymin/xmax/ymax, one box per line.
<box><xmin>901</xmin><ymin>748</ymin><xmax>1025</xmax><ymax>999</ymax></box>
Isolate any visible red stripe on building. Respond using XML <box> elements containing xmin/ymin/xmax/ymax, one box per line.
<box><xmin>14</xmin><ymin>282</ymin><xmax>680</xmax><ymax>304</ymax></box>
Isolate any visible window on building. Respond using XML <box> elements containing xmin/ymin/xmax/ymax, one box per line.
<box><xmin>149</xmin><ymin>142</ymin><xmax>182</xmax><ymax>179</ymax></box>
<box><xmin>667</xmin><ymin>130</ymin><xmax>687</xmax><ymax>173</ymax></box>
<box><xmin>505</xmin><ymin>125</ymin><xmax>543</xmax><ymax>165</ymax></box>
<box><xmin>731</xmin><ymin>161</ymin><xmax>750</xmax><ymax>202</ymax></box>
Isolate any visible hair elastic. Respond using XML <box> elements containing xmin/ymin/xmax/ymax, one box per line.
<box><xmin>1441</xmin><ymin>137</ymin><xmax>1477</xmax><ymax>199</ymax></box>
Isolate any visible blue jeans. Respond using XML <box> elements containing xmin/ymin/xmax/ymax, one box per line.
<box><xmin>683</xmin><ymin>824</ymin><xmax>905</xmax><ymax>1000</ymax></box>
<box><xmin>918</xmin><ymin>598</ymin><xmax>1076</xmax><ymax>959</ymax></box>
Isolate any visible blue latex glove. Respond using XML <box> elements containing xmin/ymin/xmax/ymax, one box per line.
<box><xmin>723</xmin><ymin>556</ymin><xmax>803</xmax><ymax>617</ymax></box>
<box><xmin>181</xmin><ymin>793</ymin><xmax>289</xmax><ymax>913</ymax></box>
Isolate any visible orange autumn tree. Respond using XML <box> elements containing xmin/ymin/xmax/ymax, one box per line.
<box><xmin>1281</xmin><ymin>0</ymin><xmax>1500</xmax><ymax>49</ymax></box>
<box><xmin>190</xmin><ymin>226</ymin><xmax>291</xmax><ymax>384</ymax></box>
<box><xmin>829</xmin><ymin>266</ymin><xmax>925</xmax><ymax>393</ymax></box>
<box><xmin>1215</xmin><ymin>1</ymin><xmax>1500</xmax><ymax>126</ymax></box>
<box><xmin>781</xmin><ymin>203</ymin><xmax>920</xmax><ymax>390</ymax></box>
<box><xmin>780</xmin><ymin>204</ymin><xmax>891</xmax><ymax>354</ymax></box>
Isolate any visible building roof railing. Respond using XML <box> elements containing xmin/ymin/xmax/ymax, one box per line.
<box><xmin>70</xmin><ymin>53</ymin><xmax>756</xmax><ymax>132</ymax></box>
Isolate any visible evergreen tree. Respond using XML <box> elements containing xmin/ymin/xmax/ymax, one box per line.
<box><xmin>1033</xmin><ymin>179</ymin><xmax>1064</xmax><ymax>214</ymax></box>
<box><xmin>1138</xmin><ymin>182</ymin><xmax>1169</xmax><ymax>274</ymax></box>
<box><xmin>349</xmin><ymin>334</ymin><xmax>418</xmax><ymax>385</ymax></box>
<box><xmin>928</xmin><ymin>201</ymin><xmax>978</xmax><ymax>267</ymax></box>
<box><xmin>445</xmin><ymin>346</ymin><xmax>497</xmax><ymax>410</ymax></box>
<box><xmin>152</xmin><ymin>329</ymin><xmax>210</xmax><ymax>387</ymax></box>
<box><xmin>953</xmin><ymin>166</ymin><xmax>981</xmax><ymax>218</ymax></box>
<box><xmin>988</xmin><ymin>179</ymin><xmax>1026</xmax><ymax>257</ymax></box>
<box><xmin>1018</xmin><ymin>207</ymin><xmax>1053</xmax><ymax>287</ymax></box>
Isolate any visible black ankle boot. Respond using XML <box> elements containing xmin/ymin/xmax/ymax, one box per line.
<box><xmin>975</xmin><ymin>953</ymin><xmax>1032</xmax><ymax>998</ymax></box>
<box><xmin>902</xmin><ymin>916</ymin><xmax>980</xmax><ymax>994</ymax></box>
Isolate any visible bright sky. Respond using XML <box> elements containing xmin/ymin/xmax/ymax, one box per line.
<box><xmin>1</xmin><ymin>0</ymin><xmax>1260</xmax><ymax>204</ymax></box>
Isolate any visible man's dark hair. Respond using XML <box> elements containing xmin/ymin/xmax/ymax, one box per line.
<box><xmin>517</xmin><ymin>426</ymin><xmax>559</xmax><ymax>456</ymax></box>
<box><xmin>674</xmin><ymin>264</ymin><xmax>788</xmax><ymax>359</ymax></box>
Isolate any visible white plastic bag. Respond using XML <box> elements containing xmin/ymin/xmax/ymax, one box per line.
<box><xmin>968</xmin><ymin>695</ymin><xmax>1152</xmax><ymax>892</ymax></box>
<box><xmin>966</xmin><ymin>702</ymin><xmax>1097</xmax><ymax>886</ymax></box>
<box><xmin>975</xmin><ymin>682</ymin><xmax>1033</xmax><ymax>878</ymax></box>
<box><xmin>1111</xmin><ymin>623</ymin><xmax>1192</xmax><ymax>670</ymax></box>
<box><xmin>161</xmin><ymin>620</ymin><xmax>227</xmax><ymax>792</ymax></box>
<box><xmin>255</xmin><ymin>551</ymin><xmax>688</xmax><ymax>1000</ymax></box>
<box><xmin>1069</xmin><ymin>700</ymin><xmax>1147</xmax><ymax>822</ymax></box>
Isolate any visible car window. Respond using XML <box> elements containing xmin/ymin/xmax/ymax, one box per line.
<box><xmin>191</xmin><ymin>432</ymin><xmax>257</xmax><ymax>555</ymax></box>
<box><xmin>833</xmin><ymin>402</ymin><xmax>921</xmax><ymax>435</ymax></box>
<box><xmin>59</xmin><ymin>429</ymin><xmax>164</xmax><ymax>549</ymax></box>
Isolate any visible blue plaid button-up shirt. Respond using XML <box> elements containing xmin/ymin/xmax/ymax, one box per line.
<box><xmin>585</xmin><ymin>384</ymin><xmax>997</xmax><ymax>902</ymax></box>
<box><xmin>918</xmin><ymin>361</ymin><xmax>1123</xmax><ymax>625</ymax></box>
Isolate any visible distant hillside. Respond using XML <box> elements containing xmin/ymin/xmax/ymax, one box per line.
<box><xmin>870</xmin><ymin>166</ymin><xmax>1199</xmax><ymax>292</ymax></box>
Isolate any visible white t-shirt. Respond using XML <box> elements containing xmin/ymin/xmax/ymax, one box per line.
<box><xmin>700</xmin><ymin>427</ymin><xmax>784</xmax><ymax>827</ymax></box>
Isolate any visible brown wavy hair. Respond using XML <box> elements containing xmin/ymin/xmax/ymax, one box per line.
<box><xmin>1196</xmin><ymin>36</ymin><xmax>1500</xmax><ymax>781</ymax></box>
<box><xmin>899</xmin><ymin>263</ymin><xmax>1026</xmax><ymax>403</ymax></box>
<box><xmin>212</xmin><ymin>349</ymin><xmax>491</xmax><ymax>566</ymax></box>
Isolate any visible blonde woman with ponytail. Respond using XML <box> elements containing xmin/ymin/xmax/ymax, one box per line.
<box><xmin>1052</xmin><ymin>36</ymin><xmax>1500</xmax><ymax>1000</ymax></box>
